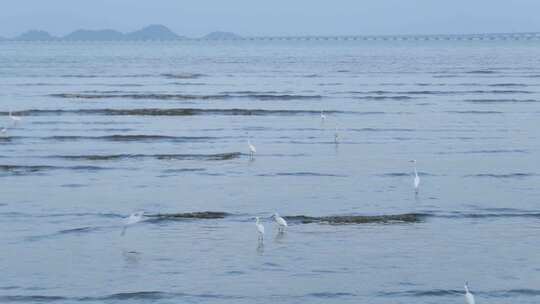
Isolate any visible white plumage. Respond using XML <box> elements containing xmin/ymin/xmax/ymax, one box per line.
<box><xmin>464</xmin><ymin>282</ymin><xmax>475</xmax><ymax>304</ymax></box>
<box><xmin>273</xmin><ymin>213</ymin><xmax>288</xmax><ymax>232</ymax></box>
<box><xmin>410</xmin><ymin>160</ymin><xmax>420</xmax><ymax>194</ymax></box>
<box><xmin>255</xmin><ymin>217</ymin><xmax>265</xmax><ymax>241</ymax></box>
<box><xmin>9</xmin><ymin>111</ymin><xmax>21</xmax><ymax>124</ymax></box>
<box><xmin>320</xmin><ymin>110</ymin><xmax>326</xmax><ymax>121</ymax></box>
<box><xmin>121</xmin><ymin>211</ymin><xmax>145</xmax><ymax>236</ymax></box>
<box><xmin>248</xmin><ymin>140</ymin><xmax>256</xmax><ymax>158</ymax></box>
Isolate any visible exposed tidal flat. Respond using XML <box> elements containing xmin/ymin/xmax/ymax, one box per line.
<box><xmin>1</xmin><ymin>38</ymin><xmax>540</xmax><ymax>303</ymax></box>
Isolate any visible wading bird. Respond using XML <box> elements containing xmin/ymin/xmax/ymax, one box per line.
<box><xmin>410</xmin><ymin>160</ymin><xmax>420</xmax><ymax>194</ymax></box>
<box><xmin>320</xmin><ymin>110</ymin><xmax>326</xmax><ymax>121</ymax></box>
<box><xmin>121</xmin><ymin>212</ymin><xmax>145</xmax><ymax>236</ymax></box>
<box><xmin>255</xmin><ymin>217</ymin><xmax>265</xmax><ymax>241</ymax></box>
<box><xmin>9</xmin><ymin>111</ymin><xmax>21</xmax><ymax>125</ymax></box>
<box><xmin>464</xmin><ymin>282</ymin><xmax>475</xmax><ymax>304</ymax></box>
<box><xmin>248</xmin><ymin>139</ymin><xmax>256</xmax><ymax>158</ymax></box>
<box><xmin>272</xmin><ymin>213</ymin><xmax>288</xmax><ymax>232</ymax></box>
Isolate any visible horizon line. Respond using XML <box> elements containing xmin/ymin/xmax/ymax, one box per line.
<box><xmin>1</xmin><ymin>24</ymin><xmax>540</xmax><ymax>40</ymax></box>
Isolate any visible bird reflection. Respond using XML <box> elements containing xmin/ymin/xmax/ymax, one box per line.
<box><xmin>256</xmin><ymin>242</ymin><xmax>264</xmax><ymax>255</ymax></box>
<box><xmin>122</xmin><ymin>249</ymin><xmax>142</xmax><ymax>266</ymax></box>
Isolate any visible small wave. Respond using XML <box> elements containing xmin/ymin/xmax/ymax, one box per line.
<box><xmin>465</xmin><ymin>99</ymin><xmax>539</xmax><ymax>103</ymax></box>
<box><xmin>488</xmin><ymin>83</ymin><xmax>528</xmax><ymax>87</ymax></box>
<box><xmin>61</xmin><ymin>74</ymin><xmax>152</xmax><ymax>78</ymax></box>
<box><xmin>351</xmin><ymin>90</ymin><xmax>532</xmax><ymax>95</ymax></box>
<box><xmin>380</xmin><ymin>288</ymin><xmax>540</xmax><ymax>298</ymax></box>
<box><xmin>466</xmin><ymin>70</ymin><xmax>497</xmax><ymax>74</ymax></box>
<box><xmin>307</xmin><ymin>292</ymin><xmax>356</xmax><ymax>298</ymax></box>
<box><xmin>446</xmin><ymin>110</ymin><xmax>503</xmax><ymax>114</ymax></box>
<box><xmin>435</xmin><ymin>211</ymin><xmax>540</xmax><ymax>219</ymax></box>
<box><xmin>50</xmin><ymin>152</ymin><xmax>241</xmax><ymax>161</ymax></box>
<box><xmin>58</xmin><ymin>226</ymin><xmax>99</xmax><ymax>235</ymax></box>
<box><xmin>437</xmin><ymin>149</ymin><xmax>527</xmax><ymax>155</ymax></box>
<box><xmin>465</xmin><ymin>173</ymin><xmax>537</xmax><ymax>178</ymax></box>
<box><xmin>379</xmin><ymin>172</ymin><xmax>433</xmax><ymax>177</ymax></box>
<box><xmin>379</xmin><ymin>289</ymin><xmax>459</xmax><ymax>297</ymax></box>
<box><xmin>284</xmin><ymin>213</ymin><xmax>423</xmax><ymax>224</ymax></box>
<box><xmin>0</xmin><ymin>165</ymin><xmax>110</xmax><ymax>175</ymax></box>
<box><xmin>50</xmin><ymin>92</ymin><xmax>323</xmax><ymax>101</ymax></box>
<box><xmin>0</xmin><ymin>295</ymin><xmax>68</xmax><ymax>302</ymax></box>
<box><xmin>258</xmin><ymin>172</ymin><xmax>347</xmax><ymax>177</ymax></box>
<box><xmin>161</xmin><ymin>73</ymin><xmax>206</xmax><ymax>79</ymax></box>
<box><xmin>355</xmin><ymin>96</ymin><xmax>416</xmax><ymax>100</ymax></box>
<box><xmin>11</xmin><ymin>108</ymin><xmax>342</xmax><ymax>117</ymax></box>
<box><xmin>162</xmin><ymin>168</ymin><xmax>206</xmax><ymax>173</ymax></box>
<box><xmin>47</xmin><ymin>135</ymin><xmax>217</xmax><ymax>143</ymax></box>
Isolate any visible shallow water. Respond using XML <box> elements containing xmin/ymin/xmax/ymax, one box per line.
<box><xmin>1</xmin><ymin>38</ymin><xmax>540</xmax><ymax>303</ymax></box>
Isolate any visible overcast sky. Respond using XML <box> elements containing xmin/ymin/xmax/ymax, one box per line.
<box><xmin>1</xmin><ymin>0</ymin><xmax>539</xmax><ymax>37</ymax></box>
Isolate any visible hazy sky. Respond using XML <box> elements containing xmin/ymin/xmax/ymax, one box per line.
<box><xmin>1</xmin><ymin>0</ymin><xmax>540</xmax><ymax>37</ymax></box>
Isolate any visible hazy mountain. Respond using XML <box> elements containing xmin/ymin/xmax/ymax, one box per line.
<box><xmin>125</xmin><ymin>24</ymin><xmax>182</xmax><ymax>40</ymax></box>
<box><xmin>63</xmin><ymin>29</ymin><xmax>124</xmax><ymax>41</ymax></box>
<box><xmin>203</xmin><ymin>31</ymin><xmax>241</xmax><ymax>40</ymax></box>
<box><xmin>15</xmin><ymin>30</ymin><xmax>56</xmax><ymax>41</ymax></box>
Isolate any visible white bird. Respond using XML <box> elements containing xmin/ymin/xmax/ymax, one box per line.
<box><xmin>464</xmin><ymin>282</ymin><xmax>475</xmax><ymax>304</ymax></box>
<box><xmin>0</xmin><ymin>127</ymin><xmax>7</xmax><ymax>134</ymax></box>
<box><xmin>410</xmin><ymin>160</ymin><xmax>420</xmax><ymax>194</ymax></box>
<box><xmin>272</xmin><ymin>213</ymin><xmax>288</xmax><ymax>232</ymax></box>
<box><xmin>8</xmin><ymin>111</ymin><xmax>21</xmax><ymax>125</ymax></box>
<box><xmin>121</xmin><ymin>211</ymin><xmax>145</xmax><ymax>236</ymax></box>
<box><xmin>320</xmin><ymin>110</ymin><xmax>326</xmax><ymax>121</ymax></box>
<box><xmin>255</xmin><ymin>216</ymin><xmax>265</xmax><ymax>241</ymax></box>
<box><xmin>248</xmin><ymin>139</ymin><xmax>256</xmax><ymax>158</ymax></box>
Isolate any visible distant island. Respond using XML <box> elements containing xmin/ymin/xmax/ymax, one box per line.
<box><xmin>5</xmin><ymin>25</ymin><xmax>242</xmax><ymax>41</ymax></box>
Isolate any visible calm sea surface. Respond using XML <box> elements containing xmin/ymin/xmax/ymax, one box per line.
<box><xmin>1</xmin><ymin>39</ymin><xmax>540</xmax><ymax>303</ymax></box>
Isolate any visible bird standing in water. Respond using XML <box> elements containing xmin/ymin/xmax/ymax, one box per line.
<box><xmin>320</xmin><ymin>110</ymin><xmax>326</xmax><ymax>121</ymax></box>
<box><xmin>410</xmin><ymin>160</ymin><xmax>420</xmax><ymax>194</ymax></box>
<box><xmin>272</xmin><ymin>213</ymin><xmax>288</xmax><ymax>232</ymax></box>
<box><xmin>255</xmin><ymin>217</ymin><xmax>265</xmax><ymax>242</ymax></box>
<box><xmin>121</xmin><ymin>212</ymin><xmax>145</xmax><ymax>236</ymax></box>
<box><xmin>9</xmin><ymin>111</ymin><xmax>21</xmax><ymax>125</ymax></box>
<box><xmin>464</xmin><ymin>282</ymin><xmax>475</xmax><ymax>304</ymax></box>
<box><xmin>248</xmin><ymin>139</ymin><xmax>256</xmax><ymax>159</ymax></box>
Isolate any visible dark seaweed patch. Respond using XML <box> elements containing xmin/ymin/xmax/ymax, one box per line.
<box><xmin>284</xmin><ymin>213</ymin><xmax>423</xmax><ymax>224</ymax></box>
<box><xmin>50</xmin><ymin>152</ymin><xmax>241</xmax><ymax>161</ymax></box>
<box><xmin>147</xmin><ymin>211</ymin><xmax>230</xmax><ymax>221</ymax></box>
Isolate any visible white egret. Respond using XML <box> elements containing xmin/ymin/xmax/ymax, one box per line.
<box><xmin>9</xmin><ymin>111</ymin><xmax>21</xmax><ymax>125</ymax></box>
<box><xmin>255</xmin><ymin>217</ymin><xmax>265</xmax><ymax>241</ymax></box>
<box><xmin>121</xmin><ymin>211</ymin><xmax>145</xmax><ymax>236</ymax></box>
<box><xmin>410</xmin><ymin>160</ymin><xmax>420</xmax><ymax>194</ymax></box>
<box><xmin>320</xmin><ymin>110</ymin><xmax>326</xmax><ymax>121</ymax></box>
<box><xmin>248</xmin><ymin>139</ymin><xmax>256</xmax><ymax>158</ymax></box>
<box><xmin>272</xmin><ymin>213</ymin><xmax>288</xmax><ymax>232</ymax></box>
<box><xmin>464</xmin><ymin>282</ymin><xmax>475</xmax><ymax>304</ymax></box>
